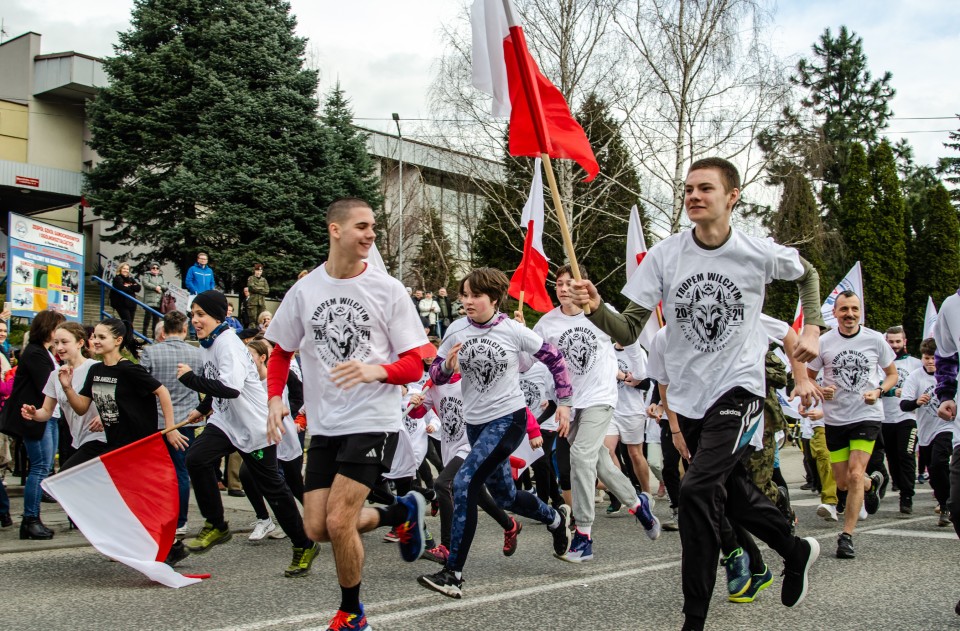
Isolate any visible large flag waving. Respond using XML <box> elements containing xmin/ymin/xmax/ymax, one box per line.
<box><xmin>625</xmin><ymin>205</ymin><xmax>647</xmax><ymax>280</ymax></box>
<box><xmin>821</xmin><ymin>261</ymin><xmax>865</xmax><ymax>329</ymax></box>
<box><xmin>923</xmin><ymin>296</ymin><xmax>938</xmax><ymax>339</ymax></box>
<box><xmin>471</xmin><ymin>0</ymin><xmax>599</xmax><ymax>181</ymax></box>
<box><xmin>508</xmin><ymin>158</ymin><xmax>553</xmax><ymax>313</ymax></box>
<box><xmin>790</xmin><ymin>300</ymin><xmax>804</xmax><ymax>334</ymax></box>
<box><xmin>41</xmin><ymin>434</ymin><xmax>201</xmax><ymax>588</ymax></box>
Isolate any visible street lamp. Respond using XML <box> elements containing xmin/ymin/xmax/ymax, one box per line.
<box><xmin>392</xmin><ymin>112</ymin><xmax>403</xmax><ymax>282</ymax></box>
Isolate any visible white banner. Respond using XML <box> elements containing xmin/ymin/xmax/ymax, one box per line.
<box><xmin>821</xmin><ymin>261</ymin><xmax>865</xmax><ymax>329</ymax></box>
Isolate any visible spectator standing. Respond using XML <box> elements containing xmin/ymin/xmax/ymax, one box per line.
<box><xmin>140</xmin><ymin>311</ymin><xmax>202</xmax><ymax>536</ymax></box>
<box><xmin>185</xmin><ymin>252</ymin><xmax>215</xmax><ymax>296</ymax></box>
<box><xmin>419</xmin><ymin>291</ymin><xmax>441</xmax><ymax>337</ymax></box>
<box><xmin>413</xmin><ymin>289</ymin><xmax>424</xmax><ymax>311</ymax></box>
<box><xmin>238</xmin><ymin>287</ymin><xmax>252</xmax><ymax>329</ymax></box>
<box><xmin>437</xmin><ymin>287</ymin><xmax>454</xmax><ymax>335</ymax></box>
<box><xmin>246</xmin><ymin>263</ymin><xmax>270</xmax><ymax>325</ymax></box>
<box><xmin>0</xmin><ymin>320</ymin><xmax>12</xmax><ymax>373</ymax></box>
<box><xmin>141</xmin><ymin>261</ymin><xmax>167</xmax><ymax>338</ymax></box>
<box><xmin>110</xmin><ymin>263</ymin><xmax>142</xmax><ymax>355</ymax></box>
<box><xmin>0</xmin><ymin>310</ymin><xmax>65</xmax><ymax>539</ymax></box>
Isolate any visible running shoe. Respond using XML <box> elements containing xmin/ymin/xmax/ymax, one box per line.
<box><xmin>502</xmin><ymin>517</ymin><xmax>522</xmax><ymax>557</ymax></box>
<box><xmin>781</xmin><ymin>537</ymin><xmax>819</xmax><ymax>606</ymax></box>
<box><xmin>816</xmin><ymin>504</ymin><xmax>838</xmax><ymax>522</ymax></box>
<box><xmin>939</xmin><ymin>509</ymin><xmax>951</xmax><ymax>527</ymax></box>
<box><xmin>662</xmin><ymin>508</ymin><xmax>679</xmax><ymax>532</ymax></box>
<box><xmin>164</xmin><ymin>540</ymin><xmax>190</xmax><ymax>567</ymax></box>
<box><xmin>550</xmin><ymin>505</ymin><xmax>572</xmax><ymax>557</ymax></box>
<box><xmin>285</xmin><ymin>542</ymin><xmax>320</xmax><ymax>578</ymax></box>
<box><xmin>836</xmin><ymin>532</ymin><xmax>855</xmax><ymax>559</ymax></box>
<box><xmin>561</xmin><ymin>530</ymin><xmax>593</xmax><ymax>563</ymax></box>
<box><xmin>631</xmin><ymin>492</ymin><xmax>661</xmax><ymax>540</ymax></box>
<box><xmin>899</xmin><ymin>497</ymin><xmax>913</xmax><ymax>515</ymax></box>
<box><xmin>721</xmin><ymin>547</ymin><xmax>752</xmax><ymax>598</ymax></box>
<box><xmin>418</xmin><ymin>567</ymin><xmax>463</xmax><ymax>599</ymax></box>
<box><xmin>430</xmin><ymin>498</ymin><xmax>440</xmax><ymax>517</ymax></box>
<box><xmin>864</xmin><ymin>472</ymin><xmax>882</xmax><ymax>514</ymax></box>
<box><xmin>422</xmin><ymin>544</ymin><xmax>449</xmax><ymax>564</ymax></box>
<box><xmin>383</xmin><ymin>527</ymin><xmax>400</xmax><ymax>543</ymax></box>
<box><xmin>394</xmin><ymin>491</ymin><xmax>427</xmax><ymax>562</ymax></box>
<box><xmin>424</xmin><ymin>530</ymin><xmax>436</xmax><ymax>552</ymax></box>
<box><xmin>185</xmin><ymin>521</ymin><xmax>232</xmax><ymax>553</ymax></box>
<box><xmin>269</xmin><ymin>527</ymin><xmax>287</xmax><ymax>539</ymax></box>
<box><xmin>605</xmin><ymin>493</ymin><xmax>623</xmax><ymax>516</ymax></box>
<box><xmin>730</xmin><ymin>564</ymin><xmax>773</xmax><ymax>604</ymax></box>
<box><xmin>249</xmin><ymin>518</ymin><xmax>276</xmax><ymax>541</ymax></box>
<box><xmin>326</xmin><ymin>605</ymin><xmax>369</xmax><ymax>631</ymax></box>
<box><xmin>175</xmin><ymin>524</ymin><xmax>189</xmax><ymax>538</ymax></box>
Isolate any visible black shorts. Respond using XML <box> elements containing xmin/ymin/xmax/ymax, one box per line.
<box><xmin>825</xmin><ymin>421</ymin><xmax>882</xmax><ymax>455</ymax></box>
<box><xmin>304</xmin><ymin>432</ymin><xmax>396</xmax><ymax>491</ymax></box>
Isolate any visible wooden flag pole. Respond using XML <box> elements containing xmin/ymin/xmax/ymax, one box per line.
<box><xmin>161</xmin><ymin>417</ymin><xmax>200</xmax><ymax>435</ymax></box>
<box><xmin>540</xmin><ymin>153</ymin><xmax>590</xmax><ymax>314</ymax></box>
<box><xmin>518</xmin><ymin>290</ymin><xmax>526</xmax><ymax>313</ymax></box>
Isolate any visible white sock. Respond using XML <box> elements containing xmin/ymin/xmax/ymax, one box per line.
<box><xmin>578</xmin><ymin>525</ymin><xmax>592</xmax><ymax>537</ymax></box>
<box><xmin>549</xmin><ymin>511</ymin><xmax>562</xmax><ymax>530</ymax></box>
<box><xmin>629</xmin><ymin>501</ymin><xmax>642</xmax><ymax>513</ymax></box>
<box><xmin>453</xmin><ymin>571</ymin><xmax>462</xmax><ymax>580</ymax></box>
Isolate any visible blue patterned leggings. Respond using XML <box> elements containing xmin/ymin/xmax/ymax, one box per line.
<box><xmin>447</xmin><ymin>408</ymin><xmax>557</xmax><ymax>572</ymax></box>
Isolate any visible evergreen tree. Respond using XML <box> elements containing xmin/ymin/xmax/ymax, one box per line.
<box><xmin>471</xmin><ymin>94</ymin><xmax>648</xmax><ymax>312</ymax></box>
<box><xmin>865</xmin><ymin>140</ymin><xmax>907</xmax><ymax>330</ymax></box>
<box><xmin>904</xmin><ymin>184</ymin><xmax>960</xmax><ymax>346</ymax></box>
<box><xmin>835</xmin><ymin>142</ymin><xmax>873</xmax><ymax>305</ymax></box>
<box><xmin>938</xmin><ymin>116</ymin><xmax>960</xmax><ymax>205</ymax></box>
<box><xmin>86</xmin><ymin>0</ymin><xmax>378</xmax><ymax>294</ymax></box>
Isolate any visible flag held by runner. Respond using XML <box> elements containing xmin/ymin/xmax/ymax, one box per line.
<box><xmin>821</xmin><ymin>261</ymin><xmax>864</xmax><ymax>329</ymax></box>
<box><xmin>923</xmin><ymin>296</ymin><xmax>938</xmax><ymax>339</ymax></box>
<box><xmin>471</xmin><ymin>0</ymin><xmax>599</xmax><ymax>181</ymax></box>
<box><xmin>508</xmin><ymin>158</ymin><xmax>553</xmax><ymax>313</ymax></box>
<box><xmin>41</xmin><ymin>433</ymin><xmax>202</xmax><ymax>589</ymax></box>
<box><xmin>625</xmin><ymin>204</ymin><xmax>648</xmax><ymax>280</ymax></box>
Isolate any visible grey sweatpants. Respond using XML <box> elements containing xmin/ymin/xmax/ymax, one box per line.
<box><xmin>569</xmin><ymin>404</ymin><xmax>641</xmax><ymax>528</ymax></box>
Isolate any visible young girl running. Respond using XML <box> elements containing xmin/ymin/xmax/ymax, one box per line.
<box><xmin>241</xmin><ymin>338</ymin><xmax>305</xmax><ymax>541</ymax></box>
<box><xmin>417</xmin><ymin>267</ymin><xmax>574</xmax><ymax>599</ymax></box>
<box><xmin>21</xmin><ymin>323</ymin><xmax>105</xmax><ymax>470</ymax></box>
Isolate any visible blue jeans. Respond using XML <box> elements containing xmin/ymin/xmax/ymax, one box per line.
<box><xmin>23</xmin><ymin>421</ymin><xmax>55</xmax><ymax>518</ymax></box>
<box><xmin>167</xmin><ymin>427</ymin><xmax>196</xmax><ymax>528</ymax></box>
<box><xmin>49</xmin><ymin>416</ymin><xmax>59</xmax><ymax>471</ymax></box>
<box><xmin>447</xmin><ymin>409</ymin><xmax>557</xmax><ymax>572</ymax></box>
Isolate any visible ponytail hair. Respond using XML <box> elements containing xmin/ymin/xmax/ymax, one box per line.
<box><xmin>99</xmin><ymin>317</ymin><xmax>127</xmax><ymax>344</ymax></box>
<box><xmin>57</xmin><ymin>322</ymin><xmax>92</xmax><ymax>359</ymax></box>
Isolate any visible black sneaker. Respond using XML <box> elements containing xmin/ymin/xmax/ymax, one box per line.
<box><xmin>836</xmin><ymin>532</ymin><xmax>855</xmax><ymax>559</ymax></box>
<box><xmin>864</xmin><ymin>472</ymin><xmax>882</xmax><ymax>515</ymax></box>
<box><xmin>164</xmin><ymin>540</ymin><xmax>190</xmax><ymax>567</ymax></box>
<box><xmin>899</xmin><ymin>497</ymin><xmax>913</xmax><ymax>515</ymax></box>
<box><xmin>550</xmin><ymin>505</ymin><xmax>572</xmax><ymax>557</ymax></box>
<box><xmin>781</xmin><ymin>537</ymin><xmax>819</xmax><ymax>607</ymax></box>
<box><xmin>0</xmin><ymin>512</ymin><xmax>12</xmax><ymax>528</ymax></box>
<box><xmin>418</xmin><ymin>567</ymin><xmax>463</xmax><ymax>599</ymax></box>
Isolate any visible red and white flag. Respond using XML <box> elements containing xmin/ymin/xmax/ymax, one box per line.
<box><xmin>923</xmin><ymin>296</ymin><xmax>938</xmax><ymax>339</ymax></box>
<box><xmin>821</xmin><ymin>261</ymin><xmax>865</xmax><ymax>329</ymax></box>
<box><xmin>625</xmin><ymin>205</ymin><xmax>647</xmax><ymax>280</ymax></box>
<box><xmin>791</xmin><ymin>300</ymin><xmax>804</xmax><ymax>333</ymax></box>
<box><xmin>41</xmin><ymin>434</ymin><xmax>201</xmax><ymax>588</ymax></box>
<box><xmin>508</xmin><ymin>158</ymin><xmax>553</xmax><ymax>313</ymax></box>
<box><xmin>637</xmin><ymin>303</ymin><xmax>665</xmax><ymax>353</ymax></box>
<box><xmin>471</xmin><ymin>0</ymin><xmax>599</xmax><ymax>181</ymax></box>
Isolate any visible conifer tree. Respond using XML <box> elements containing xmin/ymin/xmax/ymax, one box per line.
<box><xmin>865</xmin><ymin>140</ymin><xmax>907</xmax><ymax>329</ymax></box>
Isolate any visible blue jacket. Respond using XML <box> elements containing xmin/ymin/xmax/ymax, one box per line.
<box><xmin>185</xmin><ymin>263</ymin><xmax>215</xmax><ymax>294</ymax></box>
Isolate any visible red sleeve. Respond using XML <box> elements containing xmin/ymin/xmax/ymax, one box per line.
<box><xmin>267</xmin><ymin>345</ymin><xmax>294</xmax><ymax>400</ymax></box>
<box><xmin>525</xmin><ymin>408</ymin><xmax>542</xmax><ymax>440</ymax></box>
<box><xmin>382</xmin><ymin>349</ymin><xmax>423</xmax><ymax>386</ymax></box>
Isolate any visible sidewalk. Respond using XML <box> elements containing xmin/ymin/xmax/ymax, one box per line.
<box><xmin>0</xmin><ymin>475</ymin><xmax>262</xmax><ymax>554</ymax></box>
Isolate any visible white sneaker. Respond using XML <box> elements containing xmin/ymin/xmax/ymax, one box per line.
<box><xmin>816</xmin><ymin>504</ymin><xmax>838</xmax><ymax>522</ymax></box>
<box><xmin>248</xmin><ymin>518</ymin><xmax>276</xmax><ymax>541</ymax></box>
<box><xmin>268</xmin><ymin>528</ymin><xmax>287</xmax><ymax>539</ymax></box>
<box><xmin>175</xmin><ymin>525</ymin><xmax>189</xmax><ymax>537</ymax></box>
<box><xmin>858</xmin><ymin>505</ymin><xmax>868</xmax><ymax>521</ymax></box>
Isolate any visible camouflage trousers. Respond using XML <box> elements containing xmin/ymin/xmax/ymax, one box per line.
<box><xmin>743</xmin><ymin>409</ymin><xmax>780</xmax><ymax>504</ymax></box>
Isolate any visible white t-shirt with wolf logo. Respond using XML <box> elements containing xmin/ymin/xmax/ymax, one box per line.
<box><xmin>534</xmin><ymin>308</ymin><xmax>618</xmax><ymax>409</ymax></box>
<box><xmin>267</xmin><ymin>262</ymin><xmax>428</xmax><ymax>437</ymax></box>
<box><xmin>421</xmin><ymin>379</ymin><xmax>471</xmax><ymax>466</ymax></box>
<box><xmin>882</xmin><ymin>354</ymin><xmax>923</xmax><ymax>424</ymax></box>
<box><xmin>807</xmin><ymin>326</ymin><xmax>895</xmax><ymax>426</ymax></box>
<box><xmin>622</xmin><ymin>229</ymin><xmax>804</xmax><ymax>419</ymax></box>
<box><xmin>901</xmin><ymin>368</ymin><xmax>952</xmax><ymax>447</ymax></box>
<box><xmin>438</xmin><ymin>317</ymin><xmax>545</xmax><ymax>425</ymax></box>
<box><xmin>519</xmin><ymin>361</ymin><xmax>558</xmax><ymax>431</ymax></box>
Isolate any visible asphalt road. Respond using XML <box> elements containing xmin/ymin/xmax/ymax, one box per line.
<box><xmin>2</xmin><ymin>449</ymin><xmax>959</xmax><ymax>631</ymax></box>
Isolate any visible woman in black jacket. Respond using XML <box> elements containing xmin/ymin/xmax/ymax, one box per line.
<box><xmin>110</xmin><ymin>263</ymin><xmax>142</xmax><ymax>356</ymax></box>
<box><xmin>0</xmin><ymin>309</ymin><xmax>65</xmax><ymax>539</ymax></box>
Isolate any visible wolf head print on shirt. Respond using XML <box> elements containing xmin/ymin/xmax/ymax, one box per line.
<box><xmin>674</xmin><ymin>273</ymin><xmax>745</xmax><ymax>353</ymax></box>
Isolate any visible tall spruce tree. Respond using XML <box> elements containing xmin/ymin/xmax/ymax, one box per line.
<box><xmin>86</xmin><ymin>0</ymin><xmax>377</xmax><ymax>294</ymax></box>
<box><xmin>904</xmin><ymin>184</ymin><xmax>960</xmax><ymax>345</ymax></box>
<box><xmin>471</xmin><ymin>94</ymin><xmax>647</xmax><ymax>312</ymax></box>
<box><xmin>866</xmin><ymin>140</ymin><xmax>907</xmax><ymax>330</ymax></box>
<box><xmin>835</xmin><ymin>142</ymin><xmax>874</xmax><ymax>310</ymax></box>
<box><xmin>938</xmin><ymin>116</ymin><xmax>960</xmax><ymax>205</ymax></box>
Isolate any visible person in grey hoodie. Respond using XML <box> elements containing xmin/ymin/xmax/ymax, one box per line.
<box><xmin>141</xmin><ymin>260</ymin><xmax>167</xmax><ymax>337</ymax></box>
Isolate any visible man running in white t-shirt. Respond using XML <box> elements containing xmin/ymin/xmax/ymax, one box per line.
<box><xmin>880</xmin><ymin>326</ymin><xmax>922</xmax><ymax>514</ymax></box>
<box><xmin>806</xmin><ymin>290</ymin><xmax>897</xmax><ymax>560</ymax></box>
<box><xmin>571</xmin><ymin>157</ymin><xmax>823</xmax><ymax>631</ymax></box>
<box><xmin>265</xmin><ymin>198</ymin><xmax>430</xmax><ymax>631</ymax></box>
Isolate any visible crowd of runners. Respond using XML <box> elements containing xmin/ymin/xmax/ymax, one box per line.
<box><xmin>3</xmin><ymin>157</ymin><xmax>959</xmax><ymax>631</ymax></box>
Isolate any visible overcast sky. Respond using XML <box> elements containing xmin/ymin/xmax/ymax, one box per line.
<box><xmin>2</xmin><ymin>0</ymin><xmax>957</xmax><ymax>166</ymax></box>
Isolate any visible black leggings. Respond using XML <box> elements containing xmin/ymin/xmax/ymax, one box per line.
<box><xmin>556</xmin><ymin>436</ymin><xmax>571</xmax><ymax>491</ymax></box>
<box><xmin>532</xmin><ymin>429</ymin><xmax>564</xmax><ymax>508</ymax></box>
<box><xmin>239</xmin><ymin>455</ymin><xmax>304</xmax><ymax>520</ymax></box>
<box><xmin>659</xmin><ymin>419</ymin><xmax>682</xmax><ymax>509</ymax></box>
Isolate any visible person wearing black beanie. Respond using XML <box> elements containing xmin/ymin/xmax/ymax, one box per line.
<box><xmin>191</xmin><ymin>290</ymin><xmax>228</xmax><ymax>324</ymax></box>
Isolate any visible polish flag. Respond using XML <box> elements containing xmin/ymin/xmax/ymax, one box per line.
<box><xmin>508</xmin><ymin>158</ymin><xmax>553</xmax><ymax>313</ymax></box>
<box><xmin>791</xmin><ymin>300</ymin><xmax>803</xmax><ymax>333</ymax></box>
<box><xmin>471</xmin><ymin>0</ymin><xmax>599</xmax><ymax>181</ymax></box>
<box><xmin>41</xmin><ymin>434</ymin><xmax>201</xmax><ymax>588</ymax></box>
<box><xmin>923</xmin><ymin>296</ymin><xmax>938</xmax><ymax>340</ymax></box>
<box><xmin>821</xmin><ymin>261</ymin><xmax>865</xmax><ymax>329</ymax></box>
<box><xmin>625</xmin><ymin>205</ymin><xmax>647</xmax><ymax>280</ymax></box>
<box><xmin>637</xmin><ymin>303</ymin><xmax>665</xmax><ymax>353</ymax></box>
